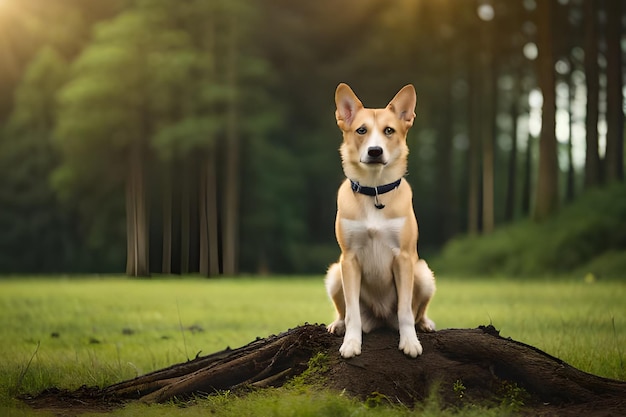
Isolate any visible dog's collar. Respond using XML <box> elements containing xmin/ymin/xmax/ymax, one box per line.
<box><xmin>349</xmin><ymin>178</ymin><xmax>401</xmax><ymax>209</ymax></box>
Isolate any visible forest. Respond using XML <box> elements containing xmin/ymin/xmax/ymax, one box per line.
<box><xmin>0</xmin><ymin>0</ymin><xmax>623</xmax><ymax>276</ymax></box>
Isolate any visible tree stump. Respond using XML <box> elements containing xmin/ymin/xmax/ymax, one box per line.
<box><xmin>23</xmin><ymin>324</ymin><xmax>626</xmax><ymax>416</ymax></box>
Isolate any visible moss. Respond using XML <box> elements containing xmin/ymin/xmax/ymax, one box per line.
<box><xmin>287</xmin><ymin>351</ymin><xmax>331</xmax><ymax>388</ymax></box>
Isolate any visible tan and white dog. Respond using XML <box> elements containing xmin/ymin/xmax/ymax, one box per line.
<box><xmin>325</xmin><ymin>83</ymin><xmax>436</xmax><ymax>359</ymax></box>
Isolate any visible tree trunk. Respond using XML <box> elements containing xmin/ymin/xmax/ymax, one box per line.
<box><xmin>604</xmin><ymin>0</ymin><xmax>624</xmax><ymax>183</ymax></box>
<box><xmin>125</xmin><ymin>182</ymin><xmax>135</xmax><ymax>276</ymax></box>
<box><xmin>436</xmin><ymin>34</ymin><xmax>453</xmax><ymax>241</ymax></box>
<box><xmin>207</xmin><ymin>154</ymin><xmax>220</xmax><ymax>276</ymax></box>
<box><xmin>198</xmin><ymin>7</ymin><xmax>220</xmax><ymax>278</ymax></box>
<box><xmin>126</xmin><ymin>142</ymin><xmax>149</xmax><ymax>277</ymax></box>
<box><xmin>521</xmin><ymin>134</ymin><xmax>533</xmax><ymax>216</ymax></box>
<box><xmin>566</xmin><ymin>60</ymin><xmax>576</xmax><ymax>202</ymax></box>
<box><xmin>505</xmin><ymin>94</ymin><xmax>519</xmax><ymax>222</ymax></box>
<box><xmin>533</xmin><ymin>0</ymin><xmax>559</xmax><ymax>222</ymax></box>
<box><xmin>583</xmin><ymin>0</ymin><xmax>602</xmax><ymax>189</ymax></box>
<box><xmin>199</xmin><ymin>157</ymin><xmax>209</xmax><ymax>276</ymax></box>
<box><xmin>161</xmin><ymin>166</ymin><xmax>172</xmax><ymax>274</ymax></box>
<box><xmin>26</xmin><ymin>325</ymin><xmax>626</xmax><ymax>415</ymax></box>
<box><xmin>222</xmin><ymin>12</ymin><xmax>240</xmax><ymax>276</ymax></box>
<box><xmin>199</xmin><ymin>151</ymin><xmax>220</xmax><ymax>277</ymax></box>
<box><xmin>480</xmin><ymin>18</ymin><xmax>495</xmax><ymax>234</ymax></box>
<box><xmin>467</xmin><ymin>43</ymin><xmax>481</xmax><ymax>235</ymax></box>
<box><xmin>180</xmin><ymin>162</ymin><xmax>191</xmax><ymax>275</ymax></box>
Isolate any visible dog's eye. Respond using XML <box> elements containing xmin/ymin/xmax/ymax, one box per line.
<box><xmin>355</xmin><ymin>126</ymin><xmax>367</xmax><ymax>135</ymax></box>
<box><xmin>384</xmin><ymin>127</ymin><xmax>395</xmax><ymax>136</ymax></box>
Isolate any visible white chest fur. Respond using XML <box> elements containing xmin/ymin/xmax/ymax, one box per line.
<box><xmin>340</xmin><ymin>209</ymin><xmax>406</xmax><ymax>281</ymax></box>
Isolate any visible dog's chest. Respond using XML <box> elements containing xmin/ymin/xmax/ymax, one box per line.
<box><xmin>340</xmin><ymin>211</ymin><xmax>406</xmax><ymax>268</ymax></box>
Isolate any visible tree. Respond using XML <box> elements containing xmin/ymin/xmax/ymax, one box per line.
<box><xmin>479</xmin><ymin>7</ymin><xmax>496</xmax><ymax>234</ymax></box>
<box><xmin>583</xmin><ymin>0</ymin><xmax>602</xmax><ymax>188</ymax></box>
<box><xmin>195</xmin><ymin>3</ymin><xmax>220</xmax><ymax>277</ymax></box>
<box><xmin>467</xmin><ymin>34</ymin><xmax>481</xmax><ymax>235</ymax></box>
<box><xmin>53</xmin><ymin>0</ymin><xmax>283</xmax><ymax>277</ymax></box>
<box><xmin>604</xmin><ymin>0</ymin><xmax>624</xmax><ymax>183</ymax></box>
<box><xmin>0</xmin><ymin>0</ymin><xmax>128</xmax><ymax>274</ymax></box>
<box><xmin>533</xmin><ymin>0</ymin><xmax>559</xmax><ymax>221</ymax></box>
<box><xmin>565</xmin><ymin>58</ymin><xmax>576</xmax><ymax>202</ymax></box>
<box><xmin>504</xmin><ymin>90</ymin><xmax>520</xmax><ymax>222</ymax></box>
<box><xmin>221</xmin><ymin>6</ymin><xmax>241</xmax><ymax>276</ymax></box>
<box><xmin>54</xmin><ymin>9</ymin><xmax>198</xmax><ymax>276</ymax></box>
<box><xmin>0</xmin><ymin>47</ymin><xmax>73</xmax><ymax>272</ymax></box>
<box><xmin>434</xmin><ymin>0</ymin><xmax>455</xmax><ymax>241</ymax></box>
<box><xmin>2</xmin><ymin>0</ymin><xmax>625</xmax><ymax>274</ymax></box>
<box><xmin>139</xmin><ymin>0</ymin><xmax>222</xmax><ymax>276</ymax></box>
<box><xmin>150</xmin><ymin>0</ymin><xmax>282</xmax><ymax>276</ymax></box>
<box><xmin>0</xmin><ymin>0</ymin><xmax>122</xmax><ymax>121</ymax></box>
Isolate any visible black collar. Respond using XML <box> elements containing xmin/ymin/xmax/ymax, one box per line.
<box><xmin>349</xmin><ymin>178</ymin><xmax>401</xmax><ymax>209</ymax></box>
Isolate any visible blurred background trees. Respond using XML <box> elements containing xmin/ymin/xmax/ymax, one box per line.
<box><xmin>0</xmin><ymin>0</ymin><xmax>623</xmax><ymax>276</ymax></box>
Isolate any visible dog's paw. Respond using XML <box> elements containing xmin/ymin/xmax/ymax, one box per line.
<box><xmin>327</xmin><ymin>319</ymin><xmax>346</xmax><ymax>336</ymax></box>
<box><xmin>339</xmin><ymin>338</ymin><xmax>362</xmax><ymax>358</ymax></box>
<box><xmin>399</xmin><ymin>334</ymin><xmax>423</xmax><ymax>358</ymax></box>
<box><xmin>417</xmin><ymin>317</ymin><xmax>436</xmax><ymax>333</ymax></box>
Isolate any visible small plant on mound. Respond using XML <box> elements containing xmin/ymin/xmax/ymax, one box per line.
<box><xmin>496</xmin><ymin>381</ymin><xmax>529</xmax><ymax>411</ymax></box>
<box><xmin>452</xmin><ymin>379</ymin><xmax>466</xmax><ymax>401</ymax></box>
<box><xmin>364</xmin><ymin>391</ymin><xmax>394</xmax><ymax>408</ymax></box>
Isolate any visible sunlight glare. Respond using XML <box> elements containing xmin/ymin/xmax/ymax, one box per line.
<box><xmin>0</xmin><ymin>0</ymin><xmax>15</xmax><ymax>16</ymax></box>
<box><xmin>556</xmin><ymin>109</ymin><xmax>570</xmax><ymax>143</ymax></box>
<box><xmin>477</xmin><ymin>4</ymin><xmax>495</xmax><ymax>21</ymax></box>
<box><xmin>523</xmin><ymin>42</ymin><xmax>538</xmax><ymax>60</ymax></box>
<box><xmin>528</xmin><ymin>89</ymin><xmax>542</xmax><ymax>137</ymax></box>
<box><xmin>528</xmin><ymin>89</ymin><xmax>543</xmax><ymax>109</ymax></box>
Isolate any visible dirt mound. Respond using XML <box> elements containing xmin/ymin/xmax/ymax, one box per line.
<box><xmin>23</xmin><ymin>325</ymin><xmax>626</xmax><ymax>416</ymax></box>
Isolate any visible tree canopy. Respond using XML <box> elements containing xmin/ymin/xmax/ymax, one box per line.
<box><xmin>0</xmin><ymin>0</ymin><xmax>623</xmax><ymax>275</ymax></box>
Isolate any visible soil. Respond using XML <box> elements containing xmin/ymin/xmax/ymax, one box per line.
<box><xmin>22</xmin><ymin>324</ymin><xmax>626</xmax><ymax>417</ymax></box>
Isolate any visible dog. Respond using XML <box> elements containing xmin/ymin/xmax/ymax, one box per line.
<box><xmin>325</xmin><ymin>83</ymin><xmax>436</xmax><ymax>359</ymax></box>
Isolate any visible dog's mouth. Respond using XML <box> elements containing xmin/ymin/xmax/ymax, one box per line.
<box><xmin>361</xmin><ymin>157</ymin><xmax>387</xmax><ymax>165</ymax></box>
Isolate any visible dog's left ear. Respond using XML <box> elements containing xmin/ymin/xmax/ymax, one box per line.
<box><xmin>387</xmin><ymin>85</ymin><xmax>417</xmax><ymax>127</ymax></box>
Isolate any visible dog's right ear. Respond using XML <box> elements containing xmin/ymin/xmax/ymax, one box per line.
<box><xmin>335</xmin><ymin>83</ymin><xmax>363</xmax><ymax>131</ymax></box>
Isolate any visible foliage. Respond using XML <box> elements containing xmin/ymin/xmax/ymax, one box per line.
<box><xmin>0</xmin><ymin>47</ymin><xmax>96</xmax><ymax>272</ymax></box>
<box><xmin>496</xmin><ymin>381</ymin><xmax>529</xmax><ymax>411</ymax></box>
<box><xmin>54</xmin><ymin>6</ymin><xmax>198</xmax><ymax>192</ymax></box>
<box><xmin>452</xmin><ymin>380</ymin><xmax>466</xmax><ymax>401</ymax></box>
<box><xmin>50</xmin><ymin>0</ymin><xmax>290</xmax><ymax>275</ymax></box>
<box><xmin>433</xmin><ymin>183</ymin><xmax>626</xmax><ymax>278</ymax></box>
<box><xmin>0</xmin><ymin>0</ymin><xmax>624</xmax><ymax>274</ymax></box>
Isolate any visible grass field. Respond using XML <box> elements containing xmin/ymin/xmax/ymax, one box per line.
<box><xmin>0</xmin><ymin>275</ymin><xmax>624</xmax><ymax>416</ymax></box>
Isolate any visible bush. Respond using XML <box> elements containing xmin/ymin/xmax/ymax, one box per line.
<box><xmin>432</xmin><ymin>183</ymin><xmax>626</xmax><ymax>278</ymax></box>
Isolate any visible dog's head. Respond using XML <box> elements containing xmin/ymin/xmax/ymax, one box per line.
<box><xmin>335</xmin><ymin>83</ymin><xmax>416</xmax><ymax>186</ymax></box>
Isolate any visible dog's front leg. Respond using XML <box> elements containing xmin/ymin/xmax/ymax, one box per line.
<box><xmin>339</xmin><ymin>253</ymin><xmax>362</xmax><ymax>358</ymax></box>
<box><xmin>394</xmin><ymin>252</ymin><xmax>423</xmax><ymax>357</ymax></box>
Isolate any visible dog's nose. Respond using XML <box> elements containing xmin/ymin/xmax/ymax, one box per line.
<box><xmin>368</xmin><ymin>146</ymin><xmax>383</xmax><ymax>158</ymax></box>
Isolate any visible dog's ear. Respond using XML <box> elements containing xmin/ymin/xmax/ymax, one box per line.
<box><xmin>335</xmin><ymin>83</ymin><xmax>363</xmax><ymax>130</ymax></box>
<box><xmin>387</xmin><ymin>84</ymin><xmax>417</xmax><ymax>127</ymax></box>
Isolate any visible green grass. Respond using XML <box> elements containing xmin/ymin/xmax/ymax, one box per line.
<box><xmin>0</xmin><ymin>276</ymin><xmax>624</xmax><ymax>416</ymax></box>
